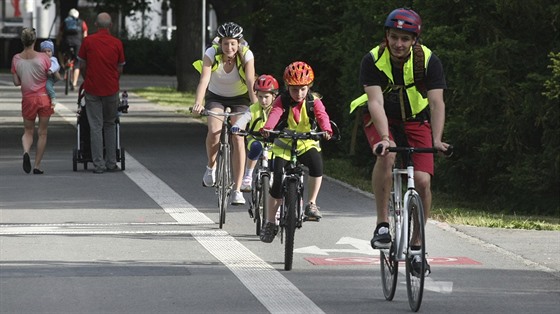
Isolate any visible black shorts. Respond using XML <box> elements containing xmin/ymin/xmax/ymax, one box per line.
<box><xmin>205</xmin><ymin>91</ymin><xmax>250</xmax><ymax>113</ymax></box>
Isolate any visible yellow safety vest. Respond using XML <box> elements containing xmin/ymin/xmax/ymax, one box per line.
<box><xmin>246</xmin><ymin>103</ymin><xmax>270</xmax><ymax>149</ymax></box>
<box><xmin>272</xmin><ymin>98</ymin><xmax>321</xmax><ymax>160</ymax></box>
<box><xmin>192</xmin><ymin>45</ymin><xmax>249</xmax><ymax>84</ymax></box>
<box><xmin>349</xmin><ymin>44</ymin><xmax>431</xmax><ymax>119</ymax></box>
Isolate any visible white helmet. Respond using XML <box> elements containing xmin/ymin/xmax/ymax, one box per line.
<box><xmin>69</xmin><ymin>8</ymin><xmax>79</xmax><ymax>19</ymax></box>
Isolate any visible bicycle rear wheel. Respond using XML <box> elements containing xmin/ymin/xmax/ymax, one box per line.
<box><xmin>380</xmin><ymin>202</ymin><xmax>398</xmax><ymax>300</ymax></box>
<box><xmin>64</xmin><ymin>66</ymin><xmax>71</xmax><ymax>95</ymax></box>
<box><xmin>283</xmin><ymin>180</ymin><xmax>298</xmax><ymax>271</ymax></box>
<box><xmin>405</xmin><ymin>193</ymin><xmax>426</xmax><ymax>312</ymax></box>
<box><xmin>254</xmin><ymin>174</ymin><xmax>269</xmax><ymax>236</ymax></box>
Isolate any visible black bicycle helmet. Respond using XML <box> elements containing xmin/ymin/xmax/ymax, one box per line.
<box><xmin>216</xmin><ymin>22</ymin><xmax>244</xmax><ymax>39</ymax></box>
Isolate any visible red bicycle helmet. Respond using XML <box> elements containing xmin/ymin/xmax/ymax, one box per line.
<box><xmin>254</xmin><ymin>74</ymin><xmax>279</xmax><ymax>93</ymax></box>
<box><xmin>384</xmin><ymin>8</ymin><xmax>422</xmax><ymax>37</ymax></box>
<box><xmin>283</xmin><ymin>61</ymin><xmax>315</xmax><ymax>86</ymax></box>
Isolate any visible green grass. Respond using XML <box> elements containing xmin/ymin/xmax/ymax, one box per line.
<box><xmin>133</xmin><ymin>87</ymin><xmax>560</xmax><ymax>231</ymax></box>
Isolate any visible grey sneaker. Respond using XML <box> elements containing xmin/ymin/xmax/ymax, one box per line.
<box><xmin>304</xmin><ymin>202</ymin><xmax>322</xmax><ymax>220</ymax></box>
<box><xmin>260</xmin><ymin>222</ymin><xmax>278</xmax><ymax>243</ymax></box>
<box><xmin>202</xmin><ymin>166</ymin><xmax>215</xmax><ymax>187</ymax></box>
<box><xmin>231</xmin><ymin>190</ymin><xmax>246</xmax><ymax>205</ymax></box>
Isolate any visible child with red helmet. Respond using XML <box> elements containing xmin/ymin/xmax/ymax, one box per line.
<box><xmin>259</xmin><ymin>61</ymin><xmax>334</xmax><ymax>243</ymax></box>
<box><xmin>231</xmin><ymin>74</ymin><xmax>280</xmax><ymax>191</ymax></box>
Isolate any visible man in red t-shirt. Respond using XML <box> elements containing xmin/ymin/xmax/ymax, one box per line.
<box><xmin>78</xmin><ymin>12</ymin><xmax>125</xmax><ymax>174</ymax></box>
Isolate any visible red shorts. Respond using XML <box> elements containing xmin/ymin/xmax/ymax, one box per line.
<box><xmin>363</xmin><ymin>112</ymin><xmax>434</xmax><ymax>175</ymax></box>
<box><xmin>21</xmin><ymin>95</ymin><xmax>53</xmax><ymax>121</ymax></box>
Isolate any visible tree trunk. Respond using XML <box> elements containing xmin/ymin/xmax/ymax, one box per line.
<box><xmin>174</xmin><ymin>0</ymin><xmax>202</xmax><ymax>92</ymax></box>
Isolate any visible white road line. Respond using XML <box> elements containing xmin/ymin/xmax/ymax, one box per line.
<box><xmin>123</xmin><ymin>154</ymin><xmax>323</xmax><ymax>313</ymax></box>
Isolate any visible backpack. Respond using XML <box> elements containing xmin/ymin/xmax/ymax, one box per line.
<box><xmin>276</xmin><ymin>91</ymin><xmax>317</xmax><ymax>130</ymax></box>
<box><xmin>64</xmin><ymin>16</ymin><xmax>81</xmax><ymax>35</ymax></box>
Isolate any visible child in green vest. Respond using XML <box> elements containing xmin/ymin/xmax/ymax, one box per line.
<box><xmin>231</xmin><ymin>74</ymin><xmax>279</xmax><ymax>192</ymax></box>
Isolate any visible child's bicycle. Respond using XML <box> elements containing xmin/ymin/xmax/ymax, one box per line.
<box><xmin>266</xmin><ymin>123</ymin><xmax>339</xmax><ymax>271</ymax></box>
<box><xmin>374</xmin><ymin>144</ymin><xmax>453</xmax><ymax>312</ymax></box>
<box><xmin>233</xmin><ymin>119</ymin><xmax>274</xmax><ymax>236</ymax></box>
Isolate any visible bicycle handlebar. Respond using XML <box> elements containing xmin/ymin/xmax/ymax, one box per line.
<box><xmin>188</xmin><ymin>107</ymin><xmax>244</xmax><ymax>118</ymax></box>
<box><xmin>264</xmin><ymin>129</ymin><xmax>328</xmax><ymax>141</ymax></box>
<box><xmin>375</xmin><ymin>144</ymin><xmax>454</xmax><ymax>156</ymax></box>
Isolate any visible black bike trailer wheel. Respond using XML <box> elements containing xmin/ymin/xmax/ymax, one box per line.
<box><xmin>72</xmin><ymin>148</ymin><xmax>78</xmax><ymax>171</ymax></box>
<box><xmin>120</xmin><ymin>148</ymin><xmax>126</xmax><ymax>170</ymax></box>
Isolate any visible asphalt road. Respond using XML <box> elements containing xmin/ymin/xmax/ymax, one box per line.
<box><xmin>1</xmin><ymin>74</ymin><xmax>559</xmax><ymax>313</ymax></box>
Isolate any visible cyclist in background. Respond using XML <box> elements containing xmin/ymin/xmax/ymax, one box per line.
<box><xmin>356</xmin><ymin>8</ymin><xmax>451</xmax><ymax>274</ymax></box>
<box><xmin>57</xmin><ymin>8</ymin><xmax>88</xmax><ymax>90</ymax></box>
<box><xmin>230</xmin><ymin>74</ymin><xmax>280</xmax><ymax>192</ymax></box>
<box><xmin>260</xmin><ymin>61</ymin><xmax>333</xmax><ymax>243</ymax></box>
<box><xmin>192</xmin><ymin>22</ymin><xmax>258</xmax><ymax>206</ymax></box>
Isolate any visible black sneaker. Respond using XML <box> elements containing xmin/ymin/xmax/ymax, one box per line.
<box><xmin>371</xmin><ymin>222</ymin><xmax>391</xmax><ymax>249</ymax></box>
<box><xmin>411</xmin><ymin>255</ymin><xmax>431</xmax><ymax>277</ymax></box>
<box><xmin>23</xmin><ymin>152</ymin><xmax>31</xmax><ymax>174</ymax></box>
<box><xmin>259</xmin><ymin>222</ymin><xmax>278</xmax><ymax>243</ymax></box>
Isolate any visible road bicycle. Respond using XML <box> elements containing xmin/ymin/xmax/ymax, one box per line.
<box><xmin>198</xmin><ymin>108</ymin><xmax>244</xmax><ymax>229</ymax></box>
<box><xmin>234</xmin><ymin>123</ymin><xmax>273</xmax><ymax>236</ymax></box>
<box><xmin>62</xmin><ymin>47</ymin><xmax>76</xmax><ymax>95</ymax></box>
<box><xmin>375</xmin><ymin>144</ymin><xmax>452</xmax><ymax>312</ymax></box>
<box><xmin>267</xmin><ymin>123</ymin><xmax>339</xmax><ymax>271</ymax></box>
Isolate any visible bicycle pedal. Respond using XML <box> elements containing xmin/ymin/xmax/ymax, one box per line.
<box><xmin>303</xmin><ymin>216</ymin><xmax>320</xmax><ymax>222</ymax></box>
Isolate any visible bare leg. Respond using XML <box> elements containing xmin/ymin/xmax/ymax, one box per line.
<box><xmin>205</xmin><ymin>114</ymin><xmax>222</xmax><ymax>169</ymax></box>
<box><xmin>415</xmin><ymin>171</ymin><xmax>432</xmax><ymax>221</ymax></box>
<box><xmin>22</xmin><ymin>118</ymin><xmax>35</xmax><ymax>154</ymax></box>
<box><xmin>266</xmin><ymin>197</ymin><xmax>282</xmax><ymax>223</ymax></box>
<box><xmin>73</xmin><ymin>67</ymin><xmax>80</xmax><ymax>87</ymax></box>
<box><xmin>372</xmin><ymin>151</ymin><xmax>396</xmax><ymax>224</ymax></box>
<box><xmin>231</xmin><ymin>134</ymin><xmax>246</xmax><ymax>192</ymax></box>
<box><xmin>307</xmin><ymin>176</ymin><xmax>322</xmax><ymax>204</ymax></box>
<box><xmin>34</xmin><ymin>116</ymin><xmax>50</xmax><ymax>169</ymax></box>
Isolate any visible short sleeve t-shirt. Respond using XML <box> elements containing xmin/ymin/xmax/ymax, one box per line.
<box><xmin>11</xmin><ymin>53</ymin><xmax>50</xmax><ymax>97</ymax></box>
<box><xmin>206</xmin><ymin>46</ymin><xmax>254</xmax><ymax>97</ymax></box>
<box><xmin>78</xmin><ymin>28</ymin><xmax>125</xmax><ymax>96</ymax></box>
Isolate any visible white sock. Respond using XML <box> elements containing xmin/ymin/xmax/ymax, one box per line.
<box><xmin>245</xmin><ymin>168</ymin><xmax>253</xmax><ymax>177</ymax></box>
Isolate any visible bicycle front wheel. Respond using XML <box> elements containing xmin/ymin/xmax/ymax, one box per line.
<box><xmin>217</xmin><ymin>145</ymin><xmax>230</xmax><ymax>229</ymax></box>
<box><xmin>283</xmin><ymin>180</ymin><xmax>298</xmax><ymax>271</ymax></box>
<box><xmin>380</xmin><ymin>203</ymin><xmax>398</xmax><ymax>300</ymax></box>
<box><xmin>405</xmin><ymin>193</ymin><xmax>426</xmax><ymax>312</ymax></box>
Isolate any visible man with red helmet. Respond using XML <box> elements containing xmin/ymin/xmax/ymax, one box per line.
<box><xmin>231</xmin><ymin>74</ymin><xmax>280</xmax><ymax>191</ymax></box>
<box><xmin>356</xmin><ymin>8</ymin><xmax>451</xmax><ymax>275</ymax></box>
<box><xmin>259</xmin><ymin>61</ymin><xmax>333</xmax><ymax>243</ymax></box>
